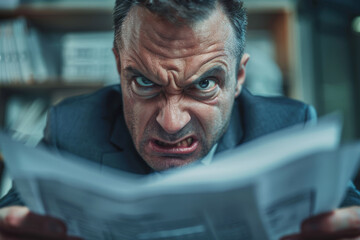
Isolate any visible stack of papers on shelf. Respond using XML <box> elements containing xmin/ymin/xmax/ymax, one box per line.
<box><xmin>62</xmin><ymin>32</ymin><xmax>119</xmax><ymax>84</ymax></box>
<box><xmin>1</xmin><ymin>116</ymin><xmax>360</xmax><ymax>240</ymax></box>
<box><xmin>0</xmin><ymin>18</ymin><xmax>50</xmax><ymax>84</ymax></box>
<box><xmin>0</xmin><ymin>0</ymin><xmax>19</xmax><ymax>9</ymax></box>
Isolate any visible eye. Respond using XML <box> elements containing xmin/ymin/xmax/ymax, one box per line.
<box><xmin>135</xmin><ymin>76</ymin><xmax>155</xmax><ymax>87</ymax></box>
<box><xmin>131</xmin><ymin>76</ymin><xmax>160</xmax><ymax>98</ymax></box>
<box><xmin>195</xmin><ymin>79</ymin><xmax>217</xmax><ymax>90</ymax></box>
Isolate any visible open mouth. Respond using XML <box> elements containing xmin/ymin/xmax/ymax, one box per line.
<box><xmin>150</xmin><ymin>137</ymin><xmax>199</xmax><ymax>155</ymax></box>
<box><xmin>155</xmin><ymin>137</ymin><xmax>194</xmax><ymax>148</ymax></box>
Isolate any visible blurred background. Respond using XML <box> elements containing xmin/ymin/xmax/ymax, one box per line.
<box><xmin>0</xmin><ymin>0</ymin><xmax>359</xmax><ymax>195</ymax></box>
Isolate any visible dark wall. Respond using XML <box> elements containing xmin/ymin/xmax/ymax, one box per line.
<box><xmin>299</xmin><ymin>0</ymin><xmax>360</xmax><ymax>141</ymax></box>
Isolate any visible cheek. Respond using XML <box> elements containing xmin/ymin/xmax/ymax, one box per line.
<box><xmin>122</xmin><ymin>82</ymin><xmax>140</xmax><ymax>141</ymax></box>
<box><xmin>194</xmin><ymin>93</ymin><xmax>234</xmax><ymax>135</ymax></box>
<box><xmin>191</xmin><ymin>101</ymin><xmax>225</xmax><ymax>132</ymax></box>
<box><xmin>133</xmin><ymin>102</ymin><xmax>156</xmax><ymax>135</ymax></box>
<box><xmin>122</xmin><ymin>94</ymin><xmax>157</xmax><ymax>144</ymax></box>
<box><xmin>122</xmin><ymin>96</ymin><xmax>135</xmax><ymax>135</ymax></box>
<box><xmin>196</xmin><ymin>106</ymin><xmax>218</xmax><ymax>125</ymax></box>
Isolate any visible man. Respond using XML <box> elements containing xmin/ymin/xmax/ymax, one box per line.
<box><xmin>0</xmin><ymin>0</ymin><xmax>360</xmax><ymax>239</ymax></box>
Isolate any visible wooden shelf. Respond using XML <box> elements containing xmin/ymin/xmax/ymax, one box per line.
<box><xmin>0</xmin><ymin>3</ymin><xmax>113</xmax><ymax>31</ymax></box>
<box><xmin>1</xmin><ymin>0</ymin><xmax>295</xmax><ymax>13</ymax></box>
<box><xmin>0</xmin><ymin>1</ymin><xmax>113</xmax><ymax>13</ymax></box>
<box><xmin>0</xmin><ymin>82</ymin><xmax>104</xmax><ymax>90</ymax></box>
<box><xmin>0</xmin><ymin>1</ymin><xmax>295</xmax><ymax>31</ymax></box>
<box><xmin>246</xmin><ymin>0</ymin><xmax>295</xmax><ymax>13</ymax></box>
<box><xmin>0</xmin><ymin>1</ymin><xmax>295</xmax><ymax>13</ymax></box>
<box><xmin>0</xmin><ymin>82</ymin><xmax>104</xmax><ymax>95</ymax></box>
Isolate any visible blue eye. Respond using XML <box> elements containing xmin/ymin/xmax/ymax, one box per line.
<box><xmin>195</xmin><ymin>79</ymin><xmax>216</xmax><ymax>90</ymax></box>
<box><xmin>135</xmin><ymin>76</ymin><xmax>154</xmax><ymax>87</ymax></box>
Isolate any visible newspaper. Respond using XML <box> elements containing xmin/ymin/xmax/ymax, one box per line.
<box><xmin>1</xmin><ymin>116</ymin><xmax>360</xmax><ymax>240</ymax></box>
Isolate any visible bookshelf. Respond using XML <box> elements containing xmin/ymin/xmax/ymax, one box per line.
<box><xmin>0</xmin><ymin>0</ymin><xmax>302</xmax><ymax>136</ymax></box>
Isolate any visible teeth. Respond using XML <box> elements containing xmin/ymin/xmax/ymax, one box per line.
<box><xmin>156</xmin><ymin>137</ymin><xmax>193</xmax><ymax>148</ymax></box>
<box><xmin>178</xmin><ymin>137</ymin><xmax>193</xmax><ymax>147</ymax></box>
<box><xmin>176</xmin><ymin>140</ymin><xmax>187</xmax><ymax>147</ymax></box>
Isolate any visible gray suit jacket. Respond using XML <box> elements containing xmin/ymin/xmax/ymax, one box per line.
<box><xmin>1</xmin><ymin>85</ymin><xmax>359</xmax><ymax>207</ymax></box>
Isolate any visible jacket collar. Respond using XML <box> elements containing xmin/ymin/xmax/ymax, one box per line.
<box><xmin>215</xmin><ymin>96</ymin><xmax>244</xmax><ymax>154</ymax></box>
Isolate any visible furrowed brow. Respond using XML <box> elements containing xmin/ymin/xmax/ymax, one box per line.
<box><xmin>192</xmin><ymin>66</ymin><xmax>226</xmax><ymax>84</ymax></box>
<box><xmin>124</xmin><ymin>67</ymin><xmax>161</xmax><ymax>85</ymax></box>
<box><xmin>124</xmin><ymin>67</ymin><xmax>145</xmax><ymax>78</ymax></box>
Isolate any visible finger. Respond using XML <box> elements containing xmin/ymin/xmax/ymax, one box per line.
<box><xmin>280</xmin><ymin>231</ymin><xmax>360</xmax><ymax>240</ymax></box>
<box><xmin>0</xmin><ymin>232</ymin><xmax>47</xmax><ymax>240</ymax></box>
<box><xmin>300</xmin><ymin>229</ymin><xmax>360</xmax><ymax>240</ymax></box>
<box><xmin>0</xmin><ymin>206</ymin><xmax>67</xmax><ymax>239</ymax></box>
<box><xmin>303</xmin><ymin>207</ymin><xmax>360</xmax><ymax>232</ymax></box>
<box><xmin>299</xmin><ymin>207</ymin><xmax>360</xmax><ymax>239</ymax></box>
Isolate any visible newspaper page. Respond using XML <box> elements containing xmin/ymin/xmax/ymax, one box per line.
<box><xmin>1</xmin><ymin>116</ymin><xmax>360</xmax><ymax>240</ymax></box>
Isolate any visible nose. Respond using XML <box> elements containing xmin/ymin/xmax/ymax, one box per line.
<box><xmin>156</xmin><ymin>98</ymin><xmax>191</xmax><ymax>134</ymax></box>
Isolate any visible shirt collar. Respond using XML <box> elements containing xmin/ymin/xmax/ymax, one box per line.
<box><xmin>200</xmin><ymin>143</ymin><xmax>218</xmax><ymax>166</ymax></box>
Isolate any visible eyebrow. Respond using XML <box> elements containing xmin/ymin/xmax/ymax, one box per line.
<box><xmin>124</xmin><ymin>67</ymin><xmax>146</xmax><ymax>78</ymax></box>
<box><xmin>194</xmin><ymin>66</ymin><xmax>226</xmax><ymax>82</ymax></box>
<box><xmin>123</xmin><ymin>65</ymin><xmax>226</xmax><ymax>84</ymax></box>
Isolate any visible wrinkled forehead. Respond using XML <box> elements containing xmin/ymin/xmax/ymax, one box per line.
<box><xmin>117</xmin><ymin>4</ymin><xmax>236</xmax><ymax>57</ymax></box>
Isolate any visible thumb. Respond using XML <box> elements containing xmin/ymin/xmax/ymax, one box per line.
<box><xmin>0</xmin><ymin>206</ymin><xmax>30</xmax><ymax>226</ymax></box>
<box><xmin>0</xmin><ymin>206</ymin><xmax>66</xmax><ymax>236</ymax></box>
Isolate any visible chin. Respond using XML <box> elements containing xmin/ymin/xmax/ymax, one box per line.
<box><xmin>140</xmin><ymin>139</ymin><xmax>207</xmax><ymax>171</ymax></box>
<box><xmin>145</xmin><ymin>155</ymin><xmax>200</xmax><ymax>172</ymax></box>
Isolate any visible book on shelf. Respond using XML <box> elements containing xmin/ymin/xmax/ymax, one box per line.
<box><xmin>0</xmin><ymin>18</ymin><xmax>50</xmax><ymax>84</ymax></box>
<box><xmin>61</xmin><ymin>32</ymin><xmax>119</xmax><ymax>84</ymax></box>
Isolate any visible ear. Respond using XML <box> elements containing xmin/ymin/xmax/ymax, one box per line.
<box><xmin>112</xmin><ymin>47</ymin><xmax>121</xmax><ymax>75</ymax></box>
<box><xmin>234</xmin><ymin>53</ymin><xmax>250</xmax><ymax>98</ymax></box>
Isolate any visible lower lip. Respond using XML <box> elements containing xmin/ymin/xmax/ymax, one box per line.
<box><xmin>149</xmin><ymin>139</ymin><xmax>199</xmax><ymax>155</ymax></box>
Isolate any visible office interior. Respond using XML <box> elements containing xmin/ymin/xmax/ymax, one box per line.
<box><xmin>0</xmin><ymin>0</ymin><xmax>359</xmax><ymax>195</ymax></box>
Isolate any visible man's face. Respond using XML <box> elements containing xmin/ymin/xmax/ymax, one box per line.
<box><xmin>114</xmin><ymin>5</ymin><xmax>249</xmax><ymax>171</ymax></box>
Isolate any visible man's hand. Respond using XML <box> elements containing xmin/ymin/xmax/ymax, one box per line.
<box><xmin>0</xmin><ymin>206</ymin><xmax>82</xmax><ymax>240</ymax></box>
<box><xmin>281</xmin><ymin>206</ymin><xmax>360</xmax><ymax>240</ymax></box>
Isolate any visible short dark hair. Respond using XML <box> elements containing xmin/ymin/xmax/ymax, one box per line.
<box><xmin>113</xmin><ymin>0</ymin><xmax>247</xmax><ymax>57</ymax></box>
